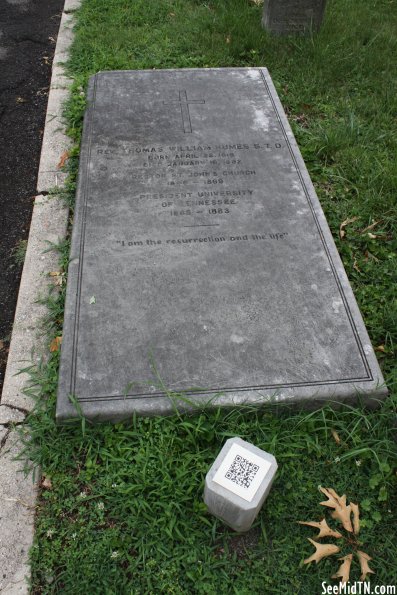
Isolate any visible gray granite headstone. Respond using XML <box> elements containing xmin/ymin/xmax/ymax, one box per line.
<box><xmin>262</xmin><ymin>0</ymin><xmax>327</xmax><ymax>35</ymax></box>
<box><xmin>56</xmin><ymin>68</ymin><xmax>387</xmax><ymax>423</ymax></box>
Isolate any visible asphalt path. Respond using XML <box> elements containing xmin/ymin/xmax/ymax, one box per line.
<box><xmin>0</xmin><ymin>0</ymin><xmax>64</xmax><ymax>393</ymax></box>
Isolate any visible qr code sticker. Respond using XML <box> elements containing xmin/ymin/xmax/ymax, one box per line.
<box><xmin>225</xmin><ymin>454</ymin><xmax>259</xmax><ymax>489</ymax></box>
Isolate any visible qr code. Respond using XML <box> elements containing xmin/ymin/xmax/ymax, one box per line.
<box><xmin>225</xmin><ymin>454</ymin><xmax>259</xmax><ymax>489</ymax></box>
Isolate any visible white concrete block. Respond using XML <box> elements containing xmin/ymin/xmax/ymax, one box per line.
<box><xmin>204</xmin><ymin>437</ymin><xmax>277</xmax><ymax>532</ymax></box>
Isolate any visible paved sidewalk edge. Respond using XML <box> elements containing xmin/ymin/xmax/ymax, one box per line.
<box><xmin>0</xmin><ymin>0</ymin><xmax>80</xmax><ymax>592</ymax></box>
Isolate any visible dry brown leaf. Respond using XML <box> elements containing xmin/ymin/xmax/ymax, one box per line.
<box><xmin>364</xmin><ymin>250</ymin><xmax>380</xmax><ymax>263</ymax></box>
<box><xmin>226</xmin><ymin>35</ymin><xmax>231</xmax><ymax>44</ymax></box>
<box><xmin>298</xmin><ymin>519</ymin><xmax>342</xmax><ymax>539</ymax></box>
<box><xmin>319</xmin><ymin>487</ymin><xmax>344</xmax><ymax>508</ymax></box>
<box><xmin>353</xmin><ymin>258</ymin><xmax>361</xmax><ymax>273</ymax></box>
<box><xmin>330</xmin><ymin>507</ymin><xmax>353</xmax><ymax>532</ymax></box>
<box><xmin>331</xmin><ymin>429</ymin><xmax>341</xmax><ymax>445</ymax></box>
<box><xmin>319</xmin><ymin>487</ymin><xmax>353</xmax><ymax>532</ymax></box>
<box><xmin>304</xmin><ymin>539</ymin><xmax>340</xmax><ymax>564</ymax></box>
<box><xmin>351</xmin><ymin>502</ymin><xmax>360</xmax><ymax>535</ymax></box>
<box><xmin>0</xmin><ymin>340</ymin><xmax>4</xmax><ymax>351</ymax></box>
<box><xmin>49</xmin><ymin>271</ymin><xmax>63</xmax><ymax>286</ymax></box>
<box><xmin>357</xmin><ymin>551</ymin><xmax>375</xmax><ymax>581</ymax></box>
<box><xmin>360</xmin><ymin>220</ymin><xmax>381</xmax><ymax>234</ymax></box>
<box><xmin>299</xmin><ymin>489</ymin><xmax>377</xmax><ymax>583</ymax></box>
<box><xmin>332</xmin><ymin>554</ymin><xmax>353</xmax><ymax>584</ymax></box>
<box><xmin>50</xmin><ymin>336</ymin><xmax>62</xmax><ymax>352</ymax></box>
<box><xmin>375</xmin><ymin>345</ymin><xmax>386</xmax><ymax>353</ymax></box>
<box><xmin>42</xmin><ymin>476</ymin><xmax>52</xmax><ymax>489</ymax></box>
<box><xmin>339</xmin><ymin>216</ymin><xmax>358</xmax><ymax>239</ymax></box>
<box><xmin>57</xmin><ymin>150</ymin><xmax>69</xmax><ymax>169</ymax></box>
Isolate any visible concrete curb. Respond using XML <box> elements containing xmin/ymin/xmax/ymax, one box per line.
<box><xmin>0</xmin><ymin>0</ymin><xmax>80</xmax><ymax>591</ymax></box>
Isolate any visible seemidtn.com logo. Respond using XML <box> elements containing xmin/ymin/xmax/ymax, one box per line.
<box><xmin>322</xmin><ymin>583</ymin><xmax>396</xmax><ymax>595</ymax></box>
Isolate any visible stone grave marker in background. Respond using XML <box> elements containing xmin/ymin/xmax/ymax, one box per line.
<box><xmin>262</xmin><ymin>0</ymin><xmax>327</xmax><ymax>35</ymax></box>
<box><xmin>56</xmin><ymin>68</ymin><xmax>386</xmax><ymax>422</ymax></box>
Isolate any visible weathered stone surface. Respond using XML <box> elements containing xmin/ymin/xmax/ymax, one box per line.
<box><xmin>0</xmin><ymin>407</ymin><xmax>25</xmax><ymax>425</ymax></box>
<box><xmin>0</xmin><ymin>430</ymin><xmax>37</xmax><ymax>594</ymax></box>
<box><xmin>57</xmin><ymin>68</ymin><xmax>386</xmax><ymax>422</ymax></box>
<box><xmin>0</xmin><ymin>425</ymin><xmax>8</xmax><ymax>445</ymax></box>
<box><xmin>262</xmin><ymin>0</ymin><xmax>327</xmax><ymax>35</ymax></box>
<box><xmin>204</xmin><ymin>437</ymin><xmax>278</xmax><ymax>532</ymax></box>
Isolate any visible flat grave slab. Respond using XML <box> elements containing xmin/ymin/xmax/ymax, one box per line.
<box><xmin>57</xmin><ymin>68</ymin><xmax>387</xmax><ymax>422</ymax></box>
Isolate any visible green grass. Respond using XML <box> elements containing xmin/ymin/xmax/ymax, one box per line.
<box><xmin>12</xmin><ymin>238</ymin><xmax>28</xmax><ymax>267</ymax></box>
<box><xmin>21</xmin><ymin>0</ymin><xmax>397</xmax><ymax>592</ymax></box>
<box><xmin>24</xmin><ymin>393</ymin><xmax>397</xmax><ymax>593</ymax></box>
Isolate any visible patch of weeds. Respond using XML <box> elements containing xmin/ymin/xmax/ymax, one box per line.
<box><xmin>11</xmin><ymin>239</ymin><xmax>28</xmax><ymax>267</ymax></box>
<box><xmin>24</xmin><ymin>385</ymin><xmax>397</xmax><ymax>593</ymax></box>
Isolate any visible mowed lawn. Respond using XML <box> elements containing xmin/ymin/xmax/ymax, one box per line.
<box><xmin>25</xmin><ymin>0</ymin><xmax>396</xmax><ymax>593</ymax></box>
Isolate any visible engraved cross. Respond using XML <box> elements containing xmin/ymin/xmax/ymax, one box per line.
<box><xmin>163</xmin><ymin>90</ymin><xmax>205</xmax><ymax>133</ymax></box>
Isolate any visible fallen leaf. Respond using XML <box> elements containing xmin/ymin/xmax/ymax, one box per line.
<box><xmin>331</xmin><ymin>429</ymin><xmax>341</xmax><ymax>445</ymax></box>
<box><xmin>293</xmin><ymin>113</ymin><xmax>309</xmax><ymax>127</ymax></box>
<box><xmin>299</xmin><ymin>489</ymin><xmax>377</xmax><ymax>583</ymax></box>
<box><xmin>330</xmin><ymin>507</ymin><xmax>353</xmax><ymax>532</ymax></box>
<box><xmin>351</xmin><ymin>502</ymin><xmax>360</xmax><ymax>534</ymax></box>
<box><xmin>304</xmin><ymin>539</ymin><xmax>340</xmax><ymax>564</ymax></box>
<box><xmin>357</xmin><ymin>550</ymin><xmax>375</xmax><ymax>581</ymax></box>
<box><xmin>375</xmin><ymin>345</ymin><xmax>386</xmax><ymax>353</ymax></box>
<box><xmin>298</xmin><ymin>519</ymin><xmax>342</xmax><ymax>539</ymax></box>
<box><xmin>42</xmin><ymin>476</ymin><xmax>52</xmax><ymax>489</ymax></box>
<box><xmin>319</xmin><ymin>487</ymin><xmax>353</xmax><ymax>532</ymax></box>
<box><xmin>57</xmin><ymin>150</ymin><xmax>69</xmax><ymax>169</ymax></box>
<box><xmin>226</xmin><ymin>35</ymin><xmax>231</xmax><ymax>43</ymax></box>
<box><xmin>339</xmin><ymin>216</ymin><xmax>358</xmax><ymax>239</ymax></box>
<box><xmin>89</xmin><ymin>295</ymin><xmax>96</xmax><ymax>304</ymax></box>
<box><xmin>332</xmin><ymin>554</ymin><xmax>353</xmax><ymax>584</ymax></box>
<box><xmin>0</xmin><ymin>340</ymin><xmax>4</xmax><ymax>351</ymax></box>
<box><xmin>364</xmin><ymin>250</ymin><xmax>380</xmax><ymax>263</ymax></box>
<box><xmin>49</xmin><ymin>271</ymin><xmax>64</xmax><ymax>286</ymax></box>
<box><xmin>50</xmin><ymin>336</ymin><xmax>62</xmax><ymax>352</ymax></box>
<box><xmin>360</xmin><ymin>220</ymin><xmax>381</xmax><ymax>234</ymax></box>
<box><xmin>353</xmin><ymin>258</ymin><xmax>361</xmax><ymax>273</ymax></box>
<box><xmin>367</xmin><ymin>232</ymin><xmax>377</xmax><ymax>239</ymax></box>
<box><xmin>16</xmin><ymin>96</ymin><xmax>27</xmax><ymax>104</ymax></box>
